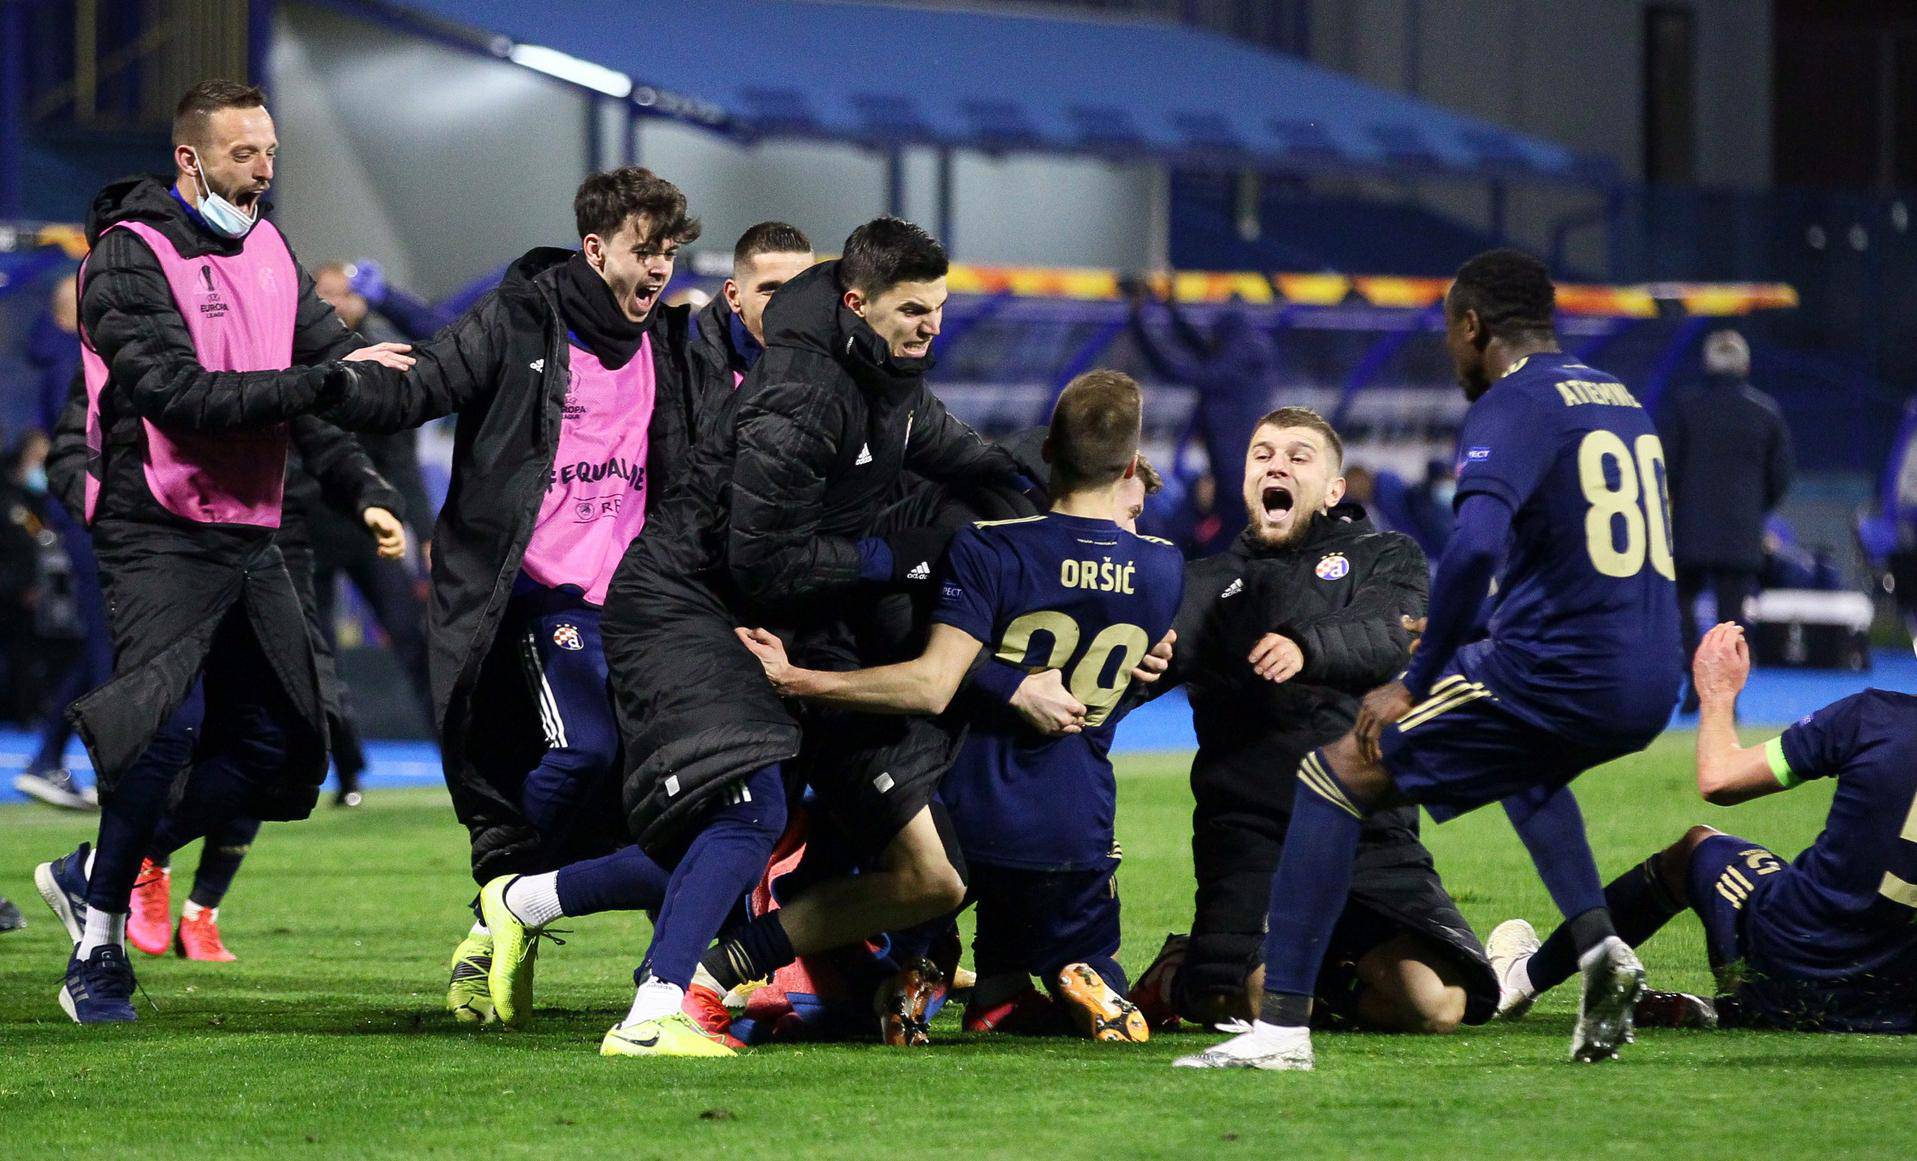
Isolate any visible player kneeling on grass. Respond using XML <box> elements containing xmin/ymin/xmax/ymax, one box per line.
<box><xmin>738</xmin><ymin>370</ymin><xmax>1182</xmax><ymax>1044</ymax></box>
<box><xmin>1178</xmin><ymin>250</ymin><xmax>1682</xmax><ymax>1071</ymax></box>
<box><xmin>1122</xmin><ymin>408</ymin><xmax>1498</xmax><ymax>1037</ymax></box>
<box><xmin>1489</xmin><ymin>622</ymin><xmax>1917</xmax><ymax>1034</ymax></box>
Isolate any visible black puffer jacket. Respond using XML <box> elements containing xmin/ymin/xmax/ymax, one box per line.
<box><xmin>631</xmin><ymin>259</ymin><xmax>1022</xmax><ymax>622</ymax></box>
<box><xmin>691</xmin><ymin>294</ymin><xmax>752</xmax><ymax>399</ymax></box>
<box><xmin>606</xmin><ymin>258</ymin><xmax>1024</xmax><ymax>847</ymax></box>
<box><xmin>67</xmin><ymin>175</ymin><xmax>363</xmax><ymax>799</ymax></box>
<box><xmin>322</xmin><ymin>247</ymin><xmax>712</xmax><ymax>881</ymax></box>
<box><xmin>1164</xmin><ymin>505</ymin><xmax>1427</xmax><ymax>814</ymax></box>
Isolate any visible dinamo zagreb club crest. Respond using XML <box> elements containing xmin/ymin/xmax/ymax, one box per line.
<box><xmin>553</xmin><ymin>623</ymin><xmax>585</xmax><ymax>651</ymax></box>
<box><xmin>1315</xmin><ymin>553</ymin><xmax>1350</xmax><ymax>581</ymax></box>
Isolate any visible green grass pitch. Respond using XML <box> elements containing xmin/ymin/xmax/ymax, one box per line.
<box><xmin>2</xmin><ymin>733</ymin><xmax>1912</xmax><ymax>1158</ymax></box>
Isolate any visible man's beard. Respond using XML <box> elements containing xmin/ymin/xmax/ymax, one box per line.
<box><xmin>1249</xmin><ymin>507</ymin><xmax>1315</xmax><ymax>548</ymax></box>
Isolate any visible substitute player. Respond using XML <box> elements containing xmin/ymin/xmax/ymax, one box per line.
<box><xmin>317</xmin><ymin>167</ymin><xmax>711</xmax><ymax>1028</ymax></box>
<box><xmin>1178</xmin><ymin>249</ymin><xmax>1681</xmax><ymax>1070</ymax></box>
<box><xmin>599</xmin><ymin>217</ymin><xmax>1027</xmax><ymax>1056</ymax></box>
<box><xmin>31</xmin><ymin>79</ymin><xmax>410</xmax><ymax>1023</ymax></box>
<box><xmin>738</xmin><ymin>371</ymin><xmax>1182</xmax><ymax>1045</ymax></box>
<box><xmin>691</xmin><ymin>222</ymin><xmax>814</xmax><ymax>393</ymax></box>
<box><xmin>1489</xmin><ymin>622</ymin><xmax>1917</xmax><ymax>1033</ymax></box>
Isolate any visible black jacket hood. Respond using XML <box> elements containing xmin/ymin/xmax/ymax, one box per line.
<box><xmin>499</xmin><ymin>246</ymin><xmax>573</xmax><ymax>294</ymax></box>
<box><xmin>86</xmin><ymin>173</ymin><xmax>266</xmax><ymax>257</ymax></box>
<box><xmin>760</xmin><ymin>259</ymin><xmax>932</xmax><ymax>392</ymax></box>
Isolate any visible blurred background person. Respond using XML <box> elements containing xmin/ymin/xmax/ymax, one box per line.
<box><xmin>1661</xmin><ymin>329</ymin><xmax>1793</xmax><ymax>710</ymax></box>
<box><xmin>313</xmin><ymin>261</ymin><xmax>439</xmax><ymax>772</ymax></box>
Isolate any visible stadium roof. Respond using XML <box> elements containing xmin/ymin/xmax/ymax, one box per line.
<box><xmin>340</xmin><ymin>0</ymin><xmax>1610</xmax><ymax>185</ymax></box>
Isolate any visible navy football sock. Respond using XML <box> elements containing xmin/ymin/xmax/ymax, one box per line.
<box><xmin>1503</xmin><ymin>786</ymin><xmax>1611</xmax><ymax>946</ymax></box>
<box><xmin>188</xmin><ymin>817</ymin><xmax>260</xmax><ymax>908</ymax></box>
<box><xmin>700</xmin><ymin>911</ymin><xmax>796</xmax><ymax>992</ymax></box>
<box><xmin>1258</xmin><ymin>751</ymin><xmax>1366</xmax><ymax>1028</ymax></box>
<box><xmin>640</xmin><ymin>765</ymin><xmax>786</xmax><ymax>988</ymax></box>
<box><xmin>884</xmin><ymin>917</ymin><xmax>949</xmax><ymax>969</ymax></box>
<box><xmin>555</xmin><ymin>844</ymin><xmax>670</xmax><ymax>918</ymax></box>
<box><xmin>1525</xmin><ymin>854</ymin><xmax>1682</xmax><ymax>994</ymax></box>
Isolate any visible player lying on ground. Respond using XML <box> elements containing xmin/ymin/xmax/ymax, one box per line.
<box><xmin>1489</xmin><ymin>622</ymin><xmax>1917</xmax><ymax>1033</ymax></box>
<box><xmin>1117</xmin><ymin>407</ymin><xmax>1498</xmax><ymax>1035</ymax></box>
<box><xmin>1178</xmin><ymin>249</ymin><xmax>1683</xmax><ymax>1071</ymax></box>
<box><xmin>739</xmin><ymin>371</ymin><xmax>1182</xmax><ymax>1045</ymax></box>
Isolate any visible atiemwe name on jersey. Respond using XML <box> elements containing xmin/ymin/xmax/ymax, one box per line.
<box><xmin>1553</xmin><ymin>379</ymin><xmax>1643</xmax><ymax>408</ymax></box>
<box><xmin>1060</xmin><ymin>557</ymin><xmax>1136</xmax><ymax>594</ymax></box>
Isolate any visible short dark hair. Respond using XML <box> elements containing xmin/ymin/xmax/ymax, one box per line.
<box><xmin>1254</xmin><ymin>406</ymin><xmax>1344</xmax><ymax>470</ymax></box>
<box><xmin>733</xmin><ymin>222</ymin><xmax>812</xmax><ymax>272</ymax></box>
<box><xmin>1049</xmin><ymin>370</ymin><xmax>1142</xmax><ymax>493</ymax></box>
<box><xmin>1448</xmin><ymin>248</ymin><xmax>1556</xmax><ymax>342</ymax></box>
<box><xmin>172</xmin><ymin>79</ymin><xmax>267</xmax><ymax>147</ymax></box>
<box><xmin>573</xmin><ymin>167</ymin><xmax>701</xmax><ymax>246</ymax></box>
<box><xmin>839</xmin><ymin>216</ymin><xmax>947</xmax><ymax>298</ymax></box>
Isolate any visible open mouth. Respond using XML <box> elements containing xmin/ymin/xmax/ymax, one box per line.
<box><xmin>233</xmin><ymin>187</ymin><xmax>265</xmax><ymax>210</ymax></box>
<box><xmin>1261</xmin><ymin>485</ymin><xmax>1295</xmax><ymax>520</ymax></box>
<box><xmin>630</xmin><ymin>285</ymin><xmax>662</xmax><ymax>312</ymax></box>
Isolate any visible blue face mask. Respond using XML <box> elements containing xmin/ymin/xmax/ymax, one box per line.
<box><xmin>187</xmin><ymin>148</ymin><xmax>257</xmax><ymax>239</ymax></box>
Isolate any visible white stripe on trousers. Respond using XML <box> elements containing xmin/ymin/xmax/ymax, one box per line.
<box><xmin>519</xmin><ymin>630</ymin><xmax>569</xmax><ymax>749</ymax></box>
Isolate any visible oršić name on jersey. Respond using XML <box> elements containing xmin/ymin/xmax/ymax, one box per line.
<box><xmin>1060</xmin><ymin>556</ymin><xmax>1135</xmax><ymax>594</ymax></box>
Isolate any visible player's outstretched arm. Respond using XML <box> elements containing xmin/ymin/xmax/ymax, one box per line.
<box><xmin>1693</xmin><ymin>622</ymin><xmax>1786</xmax><ymax>805</ymax></box>
<box><xmin>735</xmin><ymin>624</ymin><xmax>984</xmax><ymax>715</ymax></box>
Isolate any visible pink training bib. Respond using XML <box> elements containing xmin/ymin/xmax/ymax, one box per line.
<box><xmin>519</xmin><ymin>339</ymin><xmax>657</xmax><ymax>606</ymax></box>
<box><xmin>78</xmin><ymin>218</ymin><xmax>297</xmax><ymax>527</ymax></box>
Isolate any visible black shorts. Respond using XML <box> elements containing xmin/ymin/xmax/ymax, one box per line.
<box><xmin>1177</xmin><ymin>800</ymin><xmax>1498</xmax><ymax>1026</ymax></box>
<box><xmin>799</xmin><ymin>707</ymin><xmax>967</xmax><ymax>860</ymax></box>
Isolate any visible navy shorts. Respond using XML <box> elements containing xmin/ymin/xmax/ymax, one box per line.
<box><xmin>1380</xmin><ymin>670</ymin><xmax>1644</xmax><ymax>823</ymax></box>
<box><xmin>969</xmin><ymin>861</ymin><xmax>1125</xmax><ymax>992</ymax></box>
<box><xmin>502</xmin><ymin>588</ymin><xmax>624</xmax><ymax>861</ymax></box>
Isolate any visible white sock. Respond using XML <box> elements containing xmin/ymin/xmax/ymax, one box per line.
<box><xmin>84</xmin><ymin>847</ymin><xmax>96</xmax><ymax>881</ymax></box>
<box><xmin>78</xmin><ymin>908</ymin><xmax>126</xmax><ymax>956</ymax></box>
<box><xmin>1251</xmin><ymin>1019</ymin><xmax>1307</xmax><ymax>1038</ymax></box>
<box><xmin>182</xmin><ymin>900</ymin><xmax>212</xmax><ymax>921</ymax></box>
<box><xmin>469</xmin><ymin>921</ymin><xmax>490</xmax><ymax>938</ymax></box>
<box><xmin>690</xmin><ymin>963</ymin><xmax>725</xmax><ymax>997</ymax></box>
<box><xmin>503</xmin><ymin>873</ymin><xmax>563</xmax><ymax>929</ymax></box>
<box><xmin>623</xmin><ymin>978</ymin><xmax>684</xmax><ymax>1027</ymax></box>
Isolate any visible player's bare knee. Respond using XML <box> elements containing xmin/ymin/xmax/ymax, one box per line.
<box><xmin>1411</xmin><ymin>985</ymin><xmax>1467</xmax><ymax>1035</ymax></box>
<box><xmin>1321</xmin><ymin>735</ymin><xmax>1392</xmax><ymax>809</ymax></box>
<box><xmin>1656</xmin><ymin>826</ymin><xmax>1720</xmax><ymax>899</ymax></box>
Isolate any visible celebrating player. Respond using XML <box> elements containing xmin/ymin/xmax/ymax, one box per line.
<box><xmin>599</xmin><ymin>216</ymin><xmax>1028</xmax><ymax>1056</ymax></box>
<box><xmin>29</xmin><ymin>79</ymin><xmax>411</xmax><ymax>1023</ymax></box>
<box><xmin>738</xmin><ymin>370</ymin><xmax>1183</xmax><ymax>1044</ymax></box>
<box><xmin>1178</xmin><ymin>249</ymin><xmax>1682</xmax><ymax>1070</ymax></box>
<box><xmin>315</xmin><ymin>167</ymin><xmax>712</xmax><ymax>1027</ymax></box>
<box><xmin>691</xmin><ymin>222</ymin><xmax>814</xmax><ymax>392</ymax></box>
<box><xmin>1489</xmin><ymin>622</ymin><xmax>1917</xmax><ymax>1033</ymax></box>
<box><xmin>1122</xmin><ymin>408</ymin><xmax>1497</xmax><ymax>1035</ymax></box>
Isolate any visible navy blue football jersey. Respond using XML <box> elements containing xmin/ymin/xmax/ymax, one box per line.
<box><xmin>1750</xmin><ymin>690</ymin><xmax>1917</xmax><ymax>993</ymax></box>
<box><xmin>933</xmin><ymin>512</ymin><xmax>1184</xmax><ymax>870</ymax></box>
<box><xmin>1452</xmin><ymin>351</ymin><xmax>1682</xmax><ymax>740</ymax></box>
